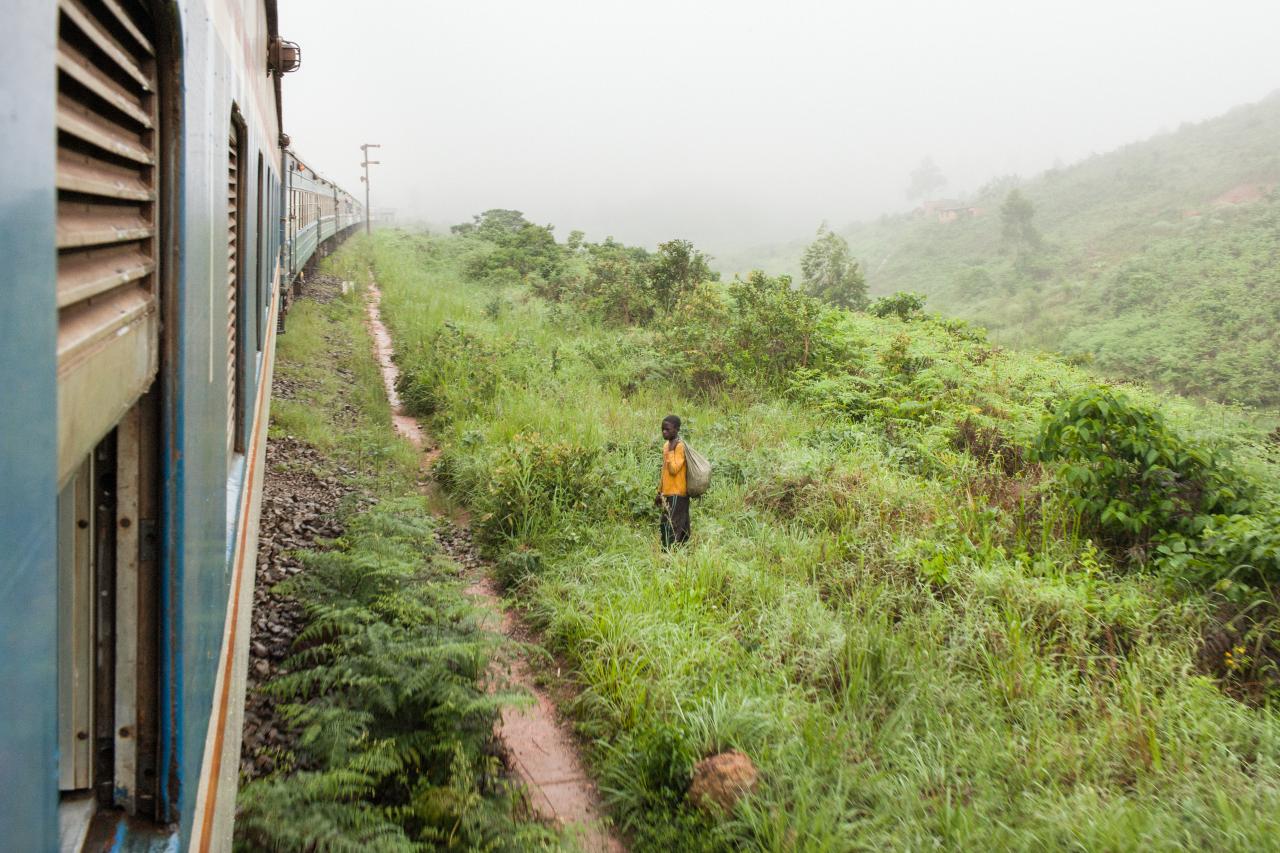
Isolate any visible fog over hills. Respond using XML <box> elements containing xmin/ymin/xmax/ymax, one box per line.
<box><xmin>722</xmin><ymin>92</ymin><xmax>1280</xmax><ymax>407</ymax></box>
<box><xmin>280</xmin><ymin>0</ymin><xmax>1279</xmax><ymax>249</ymax></box>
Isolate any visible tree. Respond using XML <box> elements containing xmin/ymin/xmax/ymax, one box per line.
<box><xmin>471</xmin><ymin>209</ymin><xmax>530</xmax><ymax>241</ymax></box>
<box><xmin>459</xmin><ymin>209</ymin><xmax>565</xmax><ymax>281</ymax></box>
<box><xmin>566</xmin><ymin>230</ymin><xmax>585</xmax><ymax>252</ymax></box>
<box><xmin>1000</xmin><ymin>189</ymin><xmax>1042</xmax><ymax>256</ymax></box>
<box><xmin>800</xmin><ymin>224</ymin><xmax>868</xmax><ymax>310</ymax></box>
<box><xmin>729</xmin><ymin>271</ymin><xmax>824</xmax><ymax>381</ymax></box>
<box><xmin>648</xmin><ymin>239</ymin><xmax>713</xmax><ymax>313</ymax></box>
<box><xmin>583</xmin><ymin>250</ymin><xmax>654</xmax><ymax>325</ymax></box>
<box><xmin>906</xmin><ymin>157</ymin><xmax>948</xmax><ymax>200</ymax></box>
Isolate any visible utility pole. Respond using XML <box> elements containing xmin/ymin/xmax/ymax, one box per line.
<box><xmin>359</xmin><ymin>143</ymin><xmax>381</xmax><ymax>234</ymax></box>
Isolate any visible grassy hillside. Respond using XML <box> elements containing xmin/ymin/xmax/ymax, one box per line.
<box><xmin>374</xmin><ymin>224</ymin><xmax>1280</xmax><ymax>851</ymax></box>
<box><xmin>720</xmin><ymin>92</ymin><xmax>1280</xmax><ymax>408</ymax></box>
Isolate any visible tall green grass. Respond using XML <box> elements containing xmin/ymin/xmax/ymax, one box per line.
<box><xmin>374</xmin><ymin>231</ymin><xmax>1280</xmax><ymax>851</ymax></box>
<box><xmin>235</xmin><ymin>248</ymin><xmax>559</xmax><ymax>851</ymax></box>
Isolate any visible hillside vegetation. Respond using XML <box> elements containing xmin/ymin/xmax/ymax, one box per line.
<box><xmin>722</xmin><ymin>92</ymin><xmax>1280</xmax><ymax>409</ymax></box>
<box><xmin>372</xmin><ymin>216</ymin><xmax>1280</xmax><ymax>850</ymax></box>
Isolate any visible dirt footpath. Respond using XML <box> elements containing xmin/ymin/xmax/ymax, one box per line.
<box><xmin>364</xmin><ymin>279</ymin><xmax>625</xmax><ymax>852</ymax></box>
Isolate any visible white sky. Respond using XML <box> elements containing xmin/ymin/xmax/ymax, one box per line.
<box><xmin>278</xmin><ymin>0</ymin><xmax>1280</xmax><ymax>250</ymax></box>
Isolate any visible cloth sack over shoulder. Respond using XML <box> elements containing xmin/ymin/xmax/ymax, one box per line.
<box><xmin>682</xmin><ymin>440</ymin><xmax>712</xmax><ymax>497</ymax></box>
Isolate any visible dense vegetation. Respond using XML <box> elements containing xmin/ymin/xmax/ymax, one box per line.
<box><xmin>235</xmin><ymin>249</ymin><xmax>557</xmax><ymax>852</ymax></box>
<box><xmin>722</xmin><ymin>91</ymin><xmax>1280</xmax><ymax>408</ymax></box>
<box><xmin>373</xmin><ymin>217</ymin><xmax>1280</xmax><ymax>850</ymax></box>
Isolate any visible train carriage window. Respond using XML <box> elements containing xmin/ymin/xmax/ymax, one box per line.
<box><xmin>228</xmin><ymin>112</ymin><xmax>246</xmax><ymax>460</ymax></box>
<box><xmin>255</xmin><ymin>152</ymin><xmax>265</xmax><ymax>351</ymax></box>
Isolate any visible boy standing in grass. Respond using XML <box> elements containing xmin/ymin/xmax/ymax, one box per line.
<box><xmin>657</xmin><ymin>415</ymin><xmax>690</xmax><ymax>548</ymax></box>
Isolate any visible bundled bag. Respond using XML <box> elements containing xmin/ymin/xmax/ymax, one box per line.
<box><xmin>682</xmin><ymin>440</ymin><xmax>712</xmax><ymax>497</ymax></box>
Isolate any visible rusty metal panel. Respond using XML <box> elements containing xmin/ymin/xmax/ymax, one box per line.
<box><xmin>99</xmin><ymin>0</ymin><xmax>155</xmax><ymax>57</ymax></box>
<box><xmin>60</xmin><ymin>0</ymin><xmax>153</xmax><ymax>91</ymax></box>
<box><xmin>57</xmin><ymin>91</ymin><xmax>153</xmax><ymax>165</ymax></box>
<box><xmin>114</xmin><ymin>404</ymin><xmax>140</xmax><ymax>812</ymax></box>
<box><xmin>56</xmin><ymin>0</ymin><xmax>159</xmax><ymax>485</ymax></box>
<box><xmin>57</xmin><ymin>303</ymin><xmax>158</xmax><ymax>486</ymax></box>
<box><xmin>57</xmin><ymin>243</ymin><xmax>154</xmax><ymax>307</ymax></box>
<box><xmin>58</xmin><ymin>457</ymin><xmax>95</xmax><ymax>791</ymax></box>
<box><xmin>57</xmin><ymin>145</ymin><xmax>153</xmax><ymax>200</ymax></box>
<box><xmin>56</xmin><ymin>44</ymin><xmax>152</xmax><ymax>129</ymax></box>
<box><xmin>56</xmin><ymin>197</ymin><xmax>152</xmax><ymax>248</ymax></box>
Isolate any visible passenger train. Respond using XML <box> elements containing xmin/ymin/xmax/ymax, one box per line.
<box><xmin>1</xmin><ymin>0</ymin><xmax>362</xmax><ymax>849</ymax></box>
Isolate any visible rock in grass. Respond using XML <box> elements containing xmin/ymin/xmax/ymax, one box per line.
<box><xmin>688</xmin><ymin>750</ymin><xmax>759</xmax><ymax>814</ymax></box>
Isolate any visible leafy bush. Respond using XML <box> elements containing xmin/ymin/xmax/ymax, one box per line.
<box><xmin>649</xmin><ymin>239</ymin><xmax>716</xmax><ymax>313</ymax></box>
<box><xmin>397</xmin><ymin>323</ymin><xmax>517</xmax><ymax>423</ymax></box>
<box><xmin>800</xmin><ymin>224</ymin><xmax>868</xmax><ymax>309</ymax></box>
<box><xmin>1159</xmin><ymin>503</ymin><xmax>1280</xmax><ymax>595</ymax></box>
<box><xmin>661</xmin><ymin>273</ymin><xmax>827</xmax><ymax>392</ymax></box>
<box><xmin>571</xmin><ymin>237</ymin><xmax>714</xmax><ymax>324</ymax></box>
<box><xmin>578</xmin><ymin>247</ymin><xmax>656</xmax><ymax>325</ymax></box>
<box><xmin>869</xmin><ymin>291</ymin><xmax>927</xmax><ymax>320</ymax></box>
<box><xmin>1032</xmin><ymin>388</ymin><xmax>1257</xmax><ymax>563</ymax></box>
<box><xmin>494</xmin><ymin>547</ymin><xmax>544</xmax><ymax>589</ymax></box>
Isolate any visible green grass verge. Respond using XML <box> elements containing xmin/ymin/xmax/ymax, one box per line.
<box><xmin>234</xmin><ymin>242</ymin><xmax>559</xmax><ymax>852</ymax></box>
<box><xmin>373</xmin><ymin>229</ymin><xmax>1280</xmax><ymax>852</ymax></box>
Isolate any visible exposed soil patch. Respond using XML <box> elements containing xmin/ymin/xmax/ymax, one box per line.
<box><xmin>364</xmin><ymin>281</ymin><xmax>431</xmax><ymax>457</ymax></box>
<box><xmin>1212</xmin><ymin>181</ymin><xmax>1277</xmax><ymax>206</ymax></box>
<box><xmin>688</xmin><ymin>750</ymin><xmax>759</xmax><ymax>815</ymax></box>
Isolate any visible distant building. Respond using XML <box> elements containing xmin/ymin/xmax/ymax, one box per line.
<box><xmin>916</xmin><ymin>198</ymin><xmax>981</xmax><ymax>224</ymax></box>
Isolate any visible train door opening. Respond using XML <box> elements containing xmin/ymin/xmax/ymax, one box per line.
<box><xmin>53</xmin><ymin>0</ymin><xmax>170</xmax><ymax>843</ymax></box>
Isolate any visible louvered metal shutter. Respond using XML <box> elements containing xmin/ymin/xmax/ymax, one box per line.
<box><xmin>227</xmin><ymin>126</ymin><xmax>241</xmax><ymax>461</ymax></box>
<box><xmin>56</xmin><ymin>0</ymin><xmax>160</xmax><ymax>487</ymax></box>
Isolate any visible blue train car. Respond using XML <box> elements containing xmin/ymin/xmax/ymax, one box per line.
<box><xmin>0</xmin><ymin>1</ymin><xmax>361</xmax><ymax>849</ymax></box>
<box><xmin>285</xmin><ymin>150</ymin><xmax>363</xmax><ymax>285</ymax></box>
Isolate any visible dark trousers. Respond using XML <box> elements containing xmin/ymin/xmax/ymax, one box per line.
<box><xmin>661</xmin><ymin>495</ymin><xmax>690</xmax><ymax>548</ymax></box>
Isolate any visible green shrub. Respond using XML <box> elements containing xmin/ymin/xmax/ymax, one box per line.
<box><xmin>661</xmin><ymin>273</ymin><xmax>828</xmax><ymax>392</ymax></box>
<box><xmin>869</xmin><ymin>291</ymin><xmax>927</xmax><ymax>319</ymax></box>
<box><xmin>578</xmin><ymin>249</ymin><xmax>656</xmax><ymax>325</ymax></box>
<box><xmin>494</xmin><ymin>546</ymin><xmax>544</xmax><ymax>589</ymax></box>
<box><xmin>1032</xmin><ymin>388</ymin><xmax>1257</xmax><ymax>562</ymax></box>
<box><xmin>1158</xmin><ymin>505</ymin><xmax>1280</xmax><ymax>595</ymax></box>
<box><xmin>397</xmin><ymin>323</ymin><xmax>509</xmax><ymax>422</ymax></box>
<box><xmin>474</xmin><ymin>432</ymin><xmax>604</xmax><ymax>548</ymax></box>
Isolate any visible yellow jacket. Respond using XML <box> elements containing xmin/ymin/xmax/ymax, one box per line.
<box><xmin>661</xmin><ymin>441</ymin><xmax>687</xmax><ymax>496</ymax></box>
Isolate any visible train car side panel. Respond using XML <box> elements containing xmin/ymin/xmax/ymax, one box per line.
<box><xmin>168</xmin><ymin>0</ymin><xmax>282</xmax><ymax>845</ymax></box>
<box><xmin>0</xmin><ymin>5</ymin><xmax>60</xmax><ymax>849</ymax></box>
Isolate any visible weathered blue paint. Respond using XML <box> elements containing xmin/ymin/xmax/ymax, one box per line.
<box><xmin>171</xmin><ymin>11</ymin><xmax>232</xmax><ymax>841</ymax></box>
<box><xmin>1</xmin><ymin>1</ymin><xmax>361</xmax><ymax>844</ymax></box>
<box><xmin>0</xmin><ymin>3</ymin><xmax>59</xmax><ymax>848</ymax></box>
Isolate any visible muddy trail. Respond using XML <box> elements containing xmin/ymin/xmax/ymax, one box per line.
<box><xmin>364</xmin><ymin>280</ymin><xmax>625</xmax><ymax>852</ymax></box>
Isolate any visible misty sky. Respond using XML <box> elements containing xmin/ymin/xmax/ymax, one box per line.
<box><xmin>277</xmin><ymin>0</ymin><xmax>1280</xmax><ymax>251</ymax></box>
